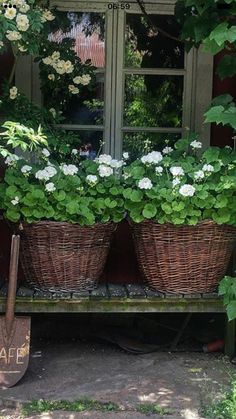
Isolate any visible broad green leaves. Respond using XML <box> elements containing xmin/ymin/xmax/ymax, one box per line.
<box><xmin>219</xmin><ymin>277</ymin><xmax>236</xmax><ymax>321</ymax></box>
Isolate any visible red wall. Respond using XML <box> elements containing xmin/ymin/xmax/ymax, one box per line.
<box><xmin>0</xmin><ymin>51</ymin><xmax>236</xmax><ymax>284</ymax></box>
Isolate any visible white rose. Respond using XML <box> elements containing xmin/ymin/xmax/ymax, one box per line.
<box><xmin>21</xmin><ymin>165</ymin><xmax>32</xmax><ymax>174</ymax></box>
<box><xmin>45</xmin><ymin>182</ymin><xmax>56</xmax><ymax>192</ymax></box>
<box><xmin>170</xmin><ymin>166</ymin><xmax>184</xmax><ymax>177</ymax></box>
<box><xmin>86</xmin><ymin>175</ymin><xmax>98</xmax><ymax>184</ymax></box>
<box><xmin>51</xmin><ymin>51</ymin><xmax>60</xmax><ymax>61</ymax></box>
<box><xmin>138</xmin><ymin>177</ymin><xmax>153</xmax><ymax>190</ymax></box>
<box><xmin>42</xmin><ymin>148</ymin><xmax>50</xmax><ymax>158</ymax></box>
<box><xmin>43</xmin><ymin>57</ymin><xmax>52</xmax><ymax>65</ymax></box>
<box><xmin>73</xmin><ymin>76</ymin><xmax>82</xmax><ymax>84</ymax></box>
<box><xmin>190</xmin><ymin>140</ymin><xmax>202</xmax><ymax>149</ymax></box>
<box><xmin>97</xmin><ymin>154</ymin><xmax>112</xmax><ymax>165</ymax></box>
<box><xmin>61</xmin><ymin>164</ymin><xmax>78</xmax><ymax>176</ymax></box>
<box><xmin>19</xmin><ymin>2</ymin><xmax>30</xmax><ymax>13</ymax></box>
<box><xmin>80</xmin><ymin>74</ymin><xmax>91</xmax><ymax>85</ymax></box>
<box><xmin>41</xmin><ymin>10</ymin><xmax>55</xmax><ymax>22</ymax></box>
<box><xmin>6</xmin><ymin>30</ymin><xmax>22</xmax><ymax>41</ymax></box>
<box><xmin>123</xmin><ymin>152</ymin><xmax>129</xmax><ymax>160</ymax></box>
<box><xmin>68</xmin><ymin>85</ymin><xmax>79</xmax><ymax>94</ymax></box>
<box><xmin>9</xmin><ymin>86</ymin><xmax>18</xmax><ymax>100</ymax></box>
<box><xmin>11</xmin><ymin>196</ymin><xmax>19</xmax><ymax>206</ymax></box>
<box><xmin>98</xmin><ymin>165</ymin><xmax>113</xmax><ymax>177</ymax></box>
<box><xmin>155</xmin><ymin>166</ymin><xmax>163</xmax><ymax>174</ymax></box>
<box><xmin>194</xmin><ymin>170</ymin><xmax>205</xmax><ymax>180</ymax></box>
<box><xmin>64</xmin><ymin>60</ymin><xmax>74</xmax><ymax>74</ymax></box>
<box><xmin>202</xmin><ymin>164</ymin><xmax>214</xmax><ymax>172</ymax></box>
<box><xmin>162</xmin><ymin>146</ymin><xmax>173</xmax><ymax>155</ymax></box>
<box><xmin>5</xmin><ymin>7</ymin><xmax>17</xmax><ymax>19</ymax></box>
<box><xmin>179</xmin><ymin>184</ymin><xmax>196</xmax><ymax>197</ymax></box>
<box><xmin>16</xmin><ymin>14</ymin><xmax>30</xmax><ymax>32</ymax></box>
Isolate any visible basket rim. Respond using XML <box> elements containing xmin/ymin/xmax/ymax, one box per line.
<box><xmin>129</xmin><ymin>218</ymin><xmax>236</xmax><ymax>229</ymax></box>
<box><xmin>19</xmin><ymin>220</ymin><xmax>116</xmax><ymax>229</ymax></box>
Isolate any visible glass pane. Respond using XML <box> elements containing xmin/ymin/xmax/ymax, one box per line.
<box><xmin>50</xmin><ymin>12</ymin><xmax>105</xmax><ymax>68</ymax></box>
<box><xmin>64</xmin><ymin>75</ymin><xmax>104</xmax><ymax>125</ymax></box>
<box><xmin>124</xmin><ymin>75</ymin><xmax>183</xmax><ymax>128</ymax></box>
<box><xmin>125</xmin><ymin>14</ymin><xmax>184</xmax><ymax>69</ymax></box>
<box><xmin>123</xmin><ymin>132</ymin><xmax>181</xmax><ymax>161</ymax></box>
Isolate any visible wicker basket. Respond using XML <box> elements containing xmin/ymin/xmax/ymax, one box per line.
<box><xmin>131</xmin><ymin>220</ymin><xmax>236</xmax><ymax>294</ymax></box>
<box><xmin>19</xmin><ymin>221</ymin><xmax>116</xmax><ymax>292</ymax></box>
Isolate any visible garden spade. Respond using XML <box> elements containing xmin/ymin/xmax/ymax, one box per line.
<box><xmin>0</xmin><ymin>235</ymin><xmax>31</xmax><ymax>388</ymax></box>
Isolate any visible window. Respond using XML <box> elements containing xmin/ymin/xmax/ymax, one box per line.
<box><xmin>16</xmin><ymin>0</ymin><xmax>213</xmax><ymax>158</ymax></box>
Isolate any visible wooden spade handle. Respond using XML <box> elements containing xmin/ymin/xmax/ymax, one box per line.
<box><xmin>6</xmin><ymin>235</ymin><xmax>20</xmax><ymax>334</ymax></box>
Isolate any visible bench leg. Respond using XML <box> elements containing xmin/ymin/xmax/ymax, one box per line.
<box><xmin>225</xmin><ymin>316</ymin><xmax>235</xmax><ymax>359</ymax></box>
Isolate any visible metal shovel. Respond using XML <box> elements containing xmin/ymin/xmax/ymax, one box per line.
<box><xmin>0</xmin><ymin>235</ymin><xmax>31</xmax><ymax>388</ymax></box>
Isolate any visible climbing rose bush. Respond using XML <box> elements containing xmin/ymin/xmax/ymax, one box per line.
<box><xmin>123</xmin><ymin>137</ymin><xmax>236</xmax><ymax>225</ymax></box>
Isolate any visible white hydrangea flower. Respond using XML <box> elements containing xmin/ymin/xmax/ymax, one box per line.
<box><xmin>68</xmin><ymin>85</ymin><xmax>79</xmax><ymax>94</ymax></box>
<box><xmin>16</xmin><ymin>14</ymin><xmax>29</xmax><ymax>31</ymax></box>
<box><xmin>155</xmin><ymin>166</ymin><xmax>163</xmax><ymax>174</ymax></box>
<box><xmin>179</xmin><ymin>184</ymin><xmax>196</xmax><ymax>197</ymax></box>
<box><xmin>162</xmin><ymin>146</ymin><xmax>173</xmax><ymax>155</ymax></box>
<box><xmin>61</xmin><ymin>164</ymin><xmax>78</xmax><ymax>176</ymax></box>
<box><xmin>98</xmin><ymin>165</ymin><xmax>113</xmax><ymax>177</ymax></box>
<box><xmin>5</xmin><ymin>154</ymin><xmax>19</xmax><ymax>165</ymax></box>
<box><xmin>45</xmin><ymin>182</ymin><xmax>56</xmax><ymax>192</ymax></box>
<box><xmin>86</xmin><ymin>175</ymin><xmax>98</xmax><ymax>184</ymax></box>
<box><xmin>172</xmin><ymin>178</ymin><xmax>181</xmax><ymax>188</ymax></box>
<box><xmin>97</xmin><ymin>154</ymin><xmax>113</xmax><ymax>165</ymax></box>
<box><xmin>170</xmin><ymin>166</ymin><xmax>184</xmax><ymax>177</ymax></box>
<box><xmin>21</xmin><ymin>165</ymin><xmax>32</xmax><ymax>174</ymax></box>
<box><xmin>5</xmin><ymin>7</ymin><xmax>17</xmax><ymax>19</ymax></box>
<box><xmin>141</xmin><ymin>151</ymin><xmax>163</xmax><ymax>165</ymax></box>
<box><xmin>42</xmin><ymin>148</ymin><xmax>50</xmax><ymax>158</ymax></box>
<box><xmin>190</xmin><ymin>140</ymin><xmax>202</xmax><ymax>149</ymax></box>
<box><xmin>138</xmin><ymin>177</ymin><xmax>153</xmax><ymax>190</ymax></box>
<box><xmin>6</xmin><ymin>30</ymin><xmax>22</xmax><ymax>41</ymax></box>
<box><xmin>202</xmin><ymin>164</ymin><xmax>214</xmax><ymax>172</ymax></box>
<box><xmin>123</xmin><ymin>152</ymin><xmax>129</xmax><ymax>160</ymax></box>
<box><xmin>11</xmin><ymin>196</ymin><xmax>19</xmax><ymax>206</ymax></box>
<box><xmin>194</xmin><ymin>170</ymin><xmax>205</xmax><ymax>180</ymax></box>
<box><xmin>71</xmin><ymin>149</ymin><xmax>78</xmax><ymax>155</ymax></box>
<box><xmin>41</xmin><ymin>10</ymin><xmax>55</xmax><ymax>22</ymax></box>
<box><xmin>9</xmin><ymin>86</ymin><xmax>18</xmax><ymax>100</ymax></box>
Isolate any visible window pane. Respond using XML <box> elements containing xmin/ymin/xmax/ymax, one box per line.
<box><xmin>124</xmin><ymin>75</ymin><xmax>183</xmax><ymax>128</ymax></box>
<box><xmin>125</xmin><ymin>14</ymin><xmax>184</xmax><ymax>69</ymax></box>
<box><xmin>123</xmin><ymin>132</ymin><xmax>181</xmax><ymax>161</ymax></box>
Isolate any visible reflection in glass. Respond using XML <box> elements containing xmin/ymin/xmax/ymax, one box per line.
<box><xmin>124</xmin><ymin>75</ymin><xmax>183</xmax><ymax>128</ymax></box>
<box><xmin>76</xmin><ymin>130</ymin><xmax>104</xmax><ymax>159</ymax></box>
<box><xmin>50</xmin><ymin>12</ymin><xmax>105</xmax><ymax>67</ymax></box>
<box><xmin>123</xmin><ymin>132</ymin><xmax>181</xmax><ymax>161</ymax></box>
<box><xmin>125</xmin><ymin>14</ymin><xmax>184</xmax><ymax>69</ymax></box>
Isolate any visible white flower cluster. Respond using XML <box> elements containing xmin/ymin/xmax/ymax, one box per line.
<box><xmin>155</xmin><ymin>166</ymin><xmax>163</xmax><ymax>175</ymax></box>
<box><xmin>202</xmin><ymin>164</ymin><xmax>214</xmax><ymax>172</ymax></box>
<box><xmin>41</xmin><ymin>10</ymin><xmax>55</xmax><ymax>22</ymax></box>
<box><xmin>190</xmin><ymin>140</ymin><xmax>202</xmax><ymax>149</ymax></box>
<box><xmin>98</xmin><ymin>165</ymin><xmax>113</xmax><ymax>178</ymax></box>
<box><xmin>21</xmin><ymin>165</ymin><xmax>32</xmax><ymax>174</ymax></box>
<box><xmin>45</xmin><ymin>182</ymin><xmax>56</xmax><ymax>192</ymax></box>
<box><xmin>11</xmin><ymin>196</ymin><xmax>20</xmax><ymax>206</ymax></box>
<box><xmin>42</xmin><ymin>52</ymin><xmax>74</xmax><ymax>75</ymax></box>
<box><xmin>138</xmin><ymin>178</ymin><xmax>153</xmax><ymax>190</ymax></box>
<box><xmin>86</xmin><ymin>175</ymin><xmax>98</xmax><ymax>184</ymax></box>
<box><xmin>141</xmin><ymin>151</ymin><xmax>163</xmax><ymax>165</ymax></box>
<box><xmin>170</xmin><ymin>166</ymin><xmax>184</xmax><ymax>177</ymax></box>
<box><xmin>35</xmin><ymin>166</ymin><xmax>57</xmax><ymax>181</ymax></box>
<box><xmin>96</xmin><ymin>154</ymin><xmax>124</xmax><ymax>178</ymax></box>
<box><xmin>9</xmin><ymin>86</ymin><xmax>18</xmax><ymax>100</ymax></box>
<box><xmin>5</xmin><ymin>154</ymin><xmax>20</xmax><ymax>165</ymax></box>
<box><xmin>61</xmin><ymin>164</ymin><xmax>78</xmax><ymax>176</ymax></box>
<box><xmin>194</xmin><ymin>170</ymin><xmax>204</xmax><ymax>180</ymax></box>
<box><xmin>179</xmin><ymin>184</ymin><xmax>196</xmax><ymax>197</ymax></box>
<box><xmin>162</xmin><ymin>146</ymin><xmax>173</xmax><ymax>155</ymax></box>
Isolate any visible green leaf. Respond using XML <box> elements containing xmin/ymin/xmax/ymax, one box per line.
<box><xmin>130</xmin><ymin>190</ymin><xmax>143</xmax><ymax>203</ymax></box>
<box><xmin>217</xmin><ymin>56</ymin><xmax>236</xmax><ymax>80</ymax></box>
<box><xmin>227</xmin><ymin>301</ymin><xmax>236</xmax><ymax>321</ymax></box>
<box><xmin>6</xmin><ymin>185</ymin><xmax>18</xmax><ymax>198</ymax></box>
<box><xmin>161</xmin><ymin>203</ymin><xmax>172</xmax><ymax>215</ymax></box>
<box><xmin>142</xmin><ymin>203</ymin><xmax>157</xmax><ymax>219</ymax></box>
<box><xmin>202</xmin><ymin>147</ymin><xmax>220</xmax><ymax>163</ymax></box>
<box><xmin>54</xmin><ymin>190</ymin><xmax>66</xmax><ymax>201</ymax></box>
<box><xmin>209</xmin><ymin>22</ymin><xmax>229</xmax><ymax>46</ymax></box>
<box><xmin>66</xmin><ymin>201</ymin><xmax>79</xmax><ymax>215</ymax></box>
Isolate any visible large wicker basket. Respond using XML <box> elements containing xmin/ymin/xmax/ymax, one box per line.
<box><xmin>19</xmin><ymin>221</ymin><xmax>116</xmax><ymax>292</ymax></box>
<box><xmin>131</xmin><ymin>220</ymin><xmax>236</xmax><ymax>294</ymax></box>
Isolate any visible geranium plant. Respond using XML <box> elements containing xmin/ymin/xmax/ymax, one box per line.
<box><xmin>123</xmin><ymin>137</ymin><xmax>236</xmax><ymax>225</ymax></box>
<box><xmin>0</xmin><ymin>123</ymin><xmax>126</xmax><ymax>225</ymax></box>
<box><xmin>219</xmin><ymin>276</ymin><xmax>236</xmax><ymax>321</ymax></box>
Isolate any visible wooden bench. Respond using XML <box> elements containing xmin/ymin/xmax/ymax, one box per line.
<box><xmin>0</xmin><ymin>282</ymin><xmax>234</xmax><ymax>357</ymax></box>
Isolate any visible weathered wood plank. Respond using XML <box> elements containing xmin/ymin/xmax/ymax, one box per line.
<box><xmin>51</xmin><ymin>291</ymin><xmax>71</xmax><ymax>300</ymax></box>
<box><xmin>90</xmin><ymin>284</ymin><xmax>108</xmax><ymax>299</ymax></box>
<box><xmin>184</xmin><ymin>293</ymin><xmax>201</xmax><ymax>299</ymax></box>
<box><xmin>202</xmin><ymin>292</ymin><xmax>219</xmax><ymax>299</ymax></box>
<box><xmin>17</xmin><ymin>286</ymin><xmax>34</xmax><ymax>298</ymax></box>
<box><xmin>143</xmin><ymin>286</ymin><xmax>165</xmax><ymax>299</ymax></box>
<box><xmin>33</xmin><ymin>289</ymin><xmax>53</xmax><ymax>299</ymax></box>
<box><xmin>72</xmin><ymin>290</ymin><xmax>90</xmax><ymax>300</ymax></box>
<box><xmin>126</xmin><ymin>284</ymin><xmax>146</xmax><ymax>298</ymax></box>
<box><xmin>164</xmin><ymin>293</ymin><xmax>183</xmax><ymax>299</ymax></box>
<box><xmin>107</xmin><ymin>284</ymin><xmax>127</xmax><ymax>298</ymax></box>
